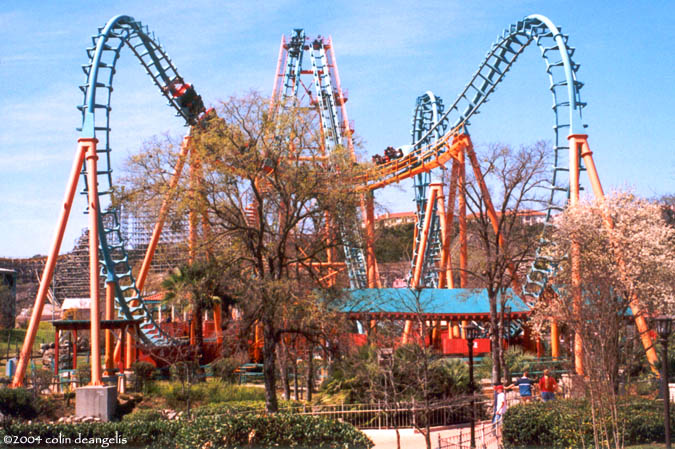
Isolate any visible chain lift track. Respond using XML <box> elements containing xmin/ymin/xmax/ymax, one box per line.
<box><xmin>361</xmin><ymin>15</ymin><xmax>586</xmax><ymax>302</ymax></box>
<box><xmin>407</xmin><ymin>92</ymin><xmax>448</xmax><ymax>288</ymax></box>
<box><xmin>276</xmin><ymin>29</ymin><xmax>369</xmax><ymax>289</ymax></box>
<box><xmin>78</xmin><ymin>15</ymin><xmax>205</xmax><ymax>346</ymax></box>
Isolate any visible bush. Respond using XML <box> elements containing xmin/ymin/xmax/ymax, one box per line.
<box><xmin>503</xmin><ymin>397</ymin><xmax>675</xmax><ymax>448</ymax></box>
<box><xmin>154</xmin><ymin>379</ymin><xmax>266</xmax><ymax>409</ymax></box>
<box><xmin>130</xmin><ymin>361</ymin><xmax>155</xmax><ymax>392</ymax></box>
<box><xmin>476</xmin><ymin>346</ymin><xmax>537</xmax><ymax>381</ymax></box>
<box><xmin>29</xmin><ymin>368</ymin><xmax>53</xmax><ymax>395</ymax></box>
<box><xmin>0</xmin><ymin>413</ymin><xmax>373</xmax><ymax>448</ymax></box>
<box><xmin>211</xmin><ymin>357</ymin><xmax>240</xmax><ymax>383</ymax></box>
<box><xmin>0</xmin><ymin>388</ymin><xmax>41</xmax><ymax>420</ymax></box>
<box><xmin>428</xmin><ymin>358</ymin><xmax>471</xmax><ymax>398</ymax></box>
<box><xmin>122</xmin><ymin>408</ymin><xmax>165</xmax><ymax>422</ymax></box>
<box><xmin>169</xmin><ymin>360</ymin><xmax>199</xmax><ymax>384</ymax></box>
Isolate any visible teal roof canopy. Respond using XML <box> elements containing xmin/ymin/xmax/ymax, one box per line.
<box><xmin>340</xmin><ymin>288</ymin><xmax>530</xmax><ymax>317</ymax></box>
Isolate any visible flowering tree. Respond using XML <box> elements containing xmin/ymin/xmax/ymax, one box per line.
<box><xmin>532</xmin><ymin>191</ymin><xmax>675</xmax><ymax>449</ymax></box>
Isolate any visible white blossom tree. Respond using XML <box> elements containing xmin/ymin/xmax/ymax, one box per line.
<box><xmin>533</xmin><ymin>191</ymin><xmax>675</xmax><ymax>449</ymax></box>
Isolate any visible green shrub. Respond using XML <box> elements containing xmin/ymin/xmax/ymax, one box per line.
<box><xmin>429</xmin><ymin>358</ymin><xmax>471</xmax><ymax>397</ymax></box>
<box><xmin>0</xmin><ymin>419</ymin><xmax>178</xmax><ymax>448</ymax></box>
<box><xmin>503</xmin><ymin>397</ymin><xmax>675</xmax><ymax>448</ymax></box>
<box><xmin>169</xmin><ymin>360</ymin><xmax>200</xmax><ymax>384</ymax></box>
<box><xmin>172</xmin><ymin>414</ymin><xmax>373</xmax><ymax>449</ymax></box>
<box><xmin>130</xmin><ymin>361</ymin><xmax>155</xmax><ymax>392</ymax></box>
<box><xmin>0</xmin><ymin>413</ymin><xmax>373</xmax><ymax>448</ymax></box>
<box><xmin>0</xmin><ymin>387</ymin><xmax>41</xmax><ymax>419</ymax></box>
<box><xmin>476</xmin><ymin>346</ymin><xmax>538</xmax><ymax>381</ymax></box>
<box><xmin>211</xmin><ymin>357</ymin><xmax>240</xmax><ymax>383</ymax></box>
<box><xmin>29</xmin><ymin>368</ymin><xmax>54</xmax><ymax>395</ymax></box>
<box><xmin>160</xmin><ymin>382</ymin><xmax>206</xmax><ymax>409</ymax></box>
<box><xmin>122</xmin><ymin>408</ymin><xmax>165</xmax><ymax>422</ymax></box>
<box><xmin>154</xmin><ymin>379</ymin><xmax>266</xmax><ymax>409</ymax></box>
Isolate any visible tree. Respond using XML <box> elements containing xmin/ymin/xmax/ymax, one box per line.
<box><xmin>460</xmin><ymin>142</ymin><xmax>549</xmax><ymax>386</ymax></box>
<box><xmin>532</xmin><ymin>192</ymin><xmax>675</xmax><ymax>449</ymax></box>
<box><xmin>161</xmin><ymin>259</ymin><xmax>233</xmax><ymax>362</ymax></box>
<box><xmin>124</xmin><ymin>92</ymin><xmax>363</xmax><ymax>412</ymax></box>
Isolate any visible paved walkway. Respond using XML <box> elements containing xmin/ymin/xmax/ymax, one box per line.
<box><xmin>363</xmin><ymin>421</ymin><xmax>500</xmax><ymax>449</ymax></box>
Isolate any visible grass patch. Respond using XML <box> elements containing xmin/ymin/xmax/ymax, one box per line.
<box><xmin>0</xmin><ymin>322</ymin><xmax>55</xmax><ymax>356</ymax></box>
<box><xmin>0</xmin><ymin>322</ymin><xmax>55</xmax><ymax>378</ymax></box>
<box><xmin>149</xmin><ymin>379</ymin><xmax>266</xmax><ymax>410</ymax></box>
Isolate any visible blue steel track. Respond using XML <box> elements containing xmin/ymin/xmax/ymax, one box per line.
<box><xmin>76</xmin><ymin>14</ymin><xmax>585</xmax><ymax>348</ymax></box>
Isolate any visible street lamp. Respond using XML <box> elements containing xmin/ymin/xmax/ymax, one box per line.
<box><xmin>464</xmin><ymin>322</ymin><xmax>480</xmax><ymax>449</ymax></box>
<box><xmin>654</xmin><ymin>315</ymin><xmax>673</xmax><ymax>449</ymax></box>
<box><xmin>504</xmin><ymin>306</ymin><xmax>512</xmax><ymax>383</ymax></box>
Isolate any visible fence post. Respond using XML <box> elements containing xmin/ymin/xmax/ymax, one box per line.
<box><xmin>459</xmin><ymin>427</ymin><xmax>462</xmax><ymax>448</ymax></box>
<box><xmin>412</xmin><ymin>397</ymin><xmax>416</xmax><ymax>428</ymax></box>
<box><xmin>438</xmin><ymin>433</ymin><xmax>441</xmax><ymax>449</ymax></box>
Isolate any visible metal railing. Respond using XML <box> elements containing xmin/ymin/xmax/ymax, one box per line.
<box><xmin>436</xmin><ymin>420</ymin><xmax>501</xmax><ymax>449</ymax></box>
<box><xmin>285</xmin><ymin>397</ymin><xmax>493</xmax><ymax>430</ymax></box>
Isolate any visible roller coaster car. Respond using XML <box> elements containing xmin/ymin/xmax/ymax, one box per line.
<box><xmin>384</xmin><ymin>146</ymin><xmax>404</xmax><ymax>160</ymax></box>
<box><xmin>372</xmin><ymin>154</ymin><xmax>386</xmax><ymax>165</ymax></box>
<box><xmin>164</xmin><ymin>76</ymin><xmax>188</xmax><ymax>97</ymax></box>
<box><xmin>176</xmin><ymin>86</ymin><xmax>205</xmax><ymax>118</ymax></box>
<box><xmin>164</xmin><ymin>77</ymin><xmax>205</xmax><ymax>118</ymax></box>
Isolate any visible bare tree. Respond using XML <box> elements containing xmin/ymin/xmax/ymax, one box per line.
<box><xmin>460</xmin><ymin>142</ymin><xmax>549</xmax><ymax>385</ymax></box>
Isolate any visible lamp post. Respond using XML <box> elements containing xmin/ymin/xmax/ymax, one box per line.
<box><xmin>504</xmin><ymin>306</ymin><xmax>512</xmax><ymax>383</ymax></box>
<box><xmin>654</xmin><ymin>316</ymin><xmax>673</xmax><ymax>449</ymax></box>
<box><xmin>464</xmin><ymin>322</ymin><xmax>480</xmax><ymax>449</ymax></box>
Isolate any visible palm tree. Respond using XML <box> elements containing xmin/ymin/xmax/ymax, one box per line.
<box><xmin>161</xmin><ymin>260</ymin><xmax>233</xmax><ymax>361</ymax></box>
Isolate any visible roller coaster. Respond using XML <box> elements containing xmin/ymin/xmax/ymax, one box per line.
<box><xmin>11</xmin><ymin>14</ymin><xmax>658</xmax><ymax>387</ymax></box>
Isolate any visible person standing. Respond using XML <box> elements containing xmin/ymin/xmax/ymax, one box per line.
<box><xmin>511</xmin><ymin>370</ymin><xmax>535</xmax><ymax>402</ymax></box>
<box><xmin>493</xmin><ymin>384</ymin><xmax>507</xmax><ymax>424</ymax></box>
<box><xmin>539</xmin><ymin>369</ymin><xmax>558</xmax><ymax>402</ymax></box>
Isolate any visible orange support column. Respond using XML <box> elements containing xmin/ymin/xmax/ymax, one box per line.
<box><xmin>572</xmin><ymin>134</ymin><xmax>658</xmax><ymax>372</ymax></box>
<box><xmin>440</xmin><ymin>161</ymin><xmax>459</xmax><ymax>288</ymax></box>
<box><xmin>568</xmin><ymin>134</ymin><xmax>583</xmax><ymax>375</ymax></box>
<box><xmin>253</xmin><ymin>323</ymin><xmax>263</xmax><ymax>363</ymax></box>
<box><xmin>84</xmin><ymin>138</ymin><xmax>102</xmax><ymax>385</ymax></box>
<box><xmin>401</xmin><ymin>320</ymin><xmax>412</xmax><ymax>345</ymax></box>
<box><xmin>137</xmin><ymin>135</ymin><xmax>191</xmax><ymax>292</ymax></box>
<box><xmin>214</xmin><ymin>305</ymin><xmax>223</xmax><ymax>346</ymax></box>
<box><xmin>364</xmin><ymin>192</ymin><xmax>380</xmax><ymax>288</ymax></box>
<box><xmin>189</xmin><ymin>150</ymin><xmax>199</xmax><ymax>264</ymax></box>
<box><xmin>550</xmin><ymin>322</ymin><xmax>560</xmax><ymax>360</ymax></box>
<box><xmin>12</xmin><ymin>141</ymin><xmax>88</xmax><ymax>387</ymax></box>
<box><xmin>125</xmin><ymin>327</ymin><xmax>136</xmax><ymax>370</ymax></box>
<box><xmin>466</xmin><ymin>143</ymin><xmax>523</xmax><ymax>293</ymax></box>
<box><xmin>451</xmin><ymin>321</ymin><xmax>460</xmax><ymax>338</ymax></box>
<box><xmin>104</xmin><ymin>282</ymin><xmax>115</xmax><ymax>375</ymax></box>
<box><xmin>458</xmin><ymin>151</ymin><xmax>468</xmax><ymax>288</ymax></box>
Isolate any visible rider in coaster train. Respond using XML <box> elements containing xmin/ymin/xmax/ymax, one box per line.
<box><xmin>164</xmin><ymin>76</ymin><xmax>205</xmax><ymax>118</ymax></box>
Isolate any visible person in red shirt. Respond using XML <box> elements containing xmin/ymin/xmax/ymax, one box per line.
<box><xmin>539</xmin><ymin>369</ymin><xmax>558</xmax><ymax>401</ymax></box>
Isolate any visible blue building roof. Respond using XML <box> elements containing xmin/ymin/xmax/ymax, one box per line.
<box><xmin>340</xmin><ymin>288</ymin><xmax>530</xmax><ymax>318</ymax></box>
